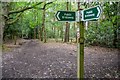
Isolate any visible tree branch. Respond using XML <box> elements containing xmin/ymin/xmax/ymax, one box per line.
<box><xmin>34</xmin><ymin>2</ymin><xmax>53</xmax><ymax>10</ymax></box>
<box><xmin>6</xmin><ymin>2</ymin><xmax>53</xmax><ymax>25</ymax></box>
<box><xmin>6</xmin><ymin>12</ymin><xmax>22</xmax><ymax>25</ymax></box>
<box><xmin>8</xmin><ymin>2</ymin><xmax>43</xmax><ymax>15</ymax></box>
<box><xmin>43</xmin><ymin>2</ymin><xmax>53</xmax><ymax>9</ymax></box>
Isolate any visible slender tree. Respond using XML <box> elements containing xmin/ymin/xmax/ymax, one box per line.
<box><xmin>64</xmin><ymin>1</ymin><xmax>70</xmax><ymax>42</ymax></box>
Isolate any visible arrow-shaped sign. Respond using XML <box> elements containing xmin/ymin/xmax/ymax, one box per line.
<box><xmin>56</xmin><ymin>12</ymin><xmax>60</xmax><ymax>20</ymax></box>
<box><xmin>81</xmin><ymin>5</ymin><xmax>102</xmax><ymax>21</ymax></box>
<box><xmin>55</xmin><ymin>11</ymin><xmax>76</xmax><ymax>21</ymax></box>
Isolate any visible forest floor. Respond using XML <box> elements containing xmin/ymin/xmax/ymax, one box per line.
<box><xmin>2</xmin><ymin>39</ymin><xmax>120</xmax><ymax>79</ymax></box>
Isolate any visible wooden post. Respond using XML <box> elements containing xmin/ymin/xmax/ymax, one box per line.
<box><xmin>77</xmin><ymin>2</ymin><xmax>84</xmax><ymax>80</ymax></box>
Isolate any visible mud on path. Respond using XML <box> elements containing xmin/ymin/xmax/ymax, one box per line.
<box><xmin>2</xmin><ymin>39</ymin><xmax>120</xmax><ymax>78</ymax></box>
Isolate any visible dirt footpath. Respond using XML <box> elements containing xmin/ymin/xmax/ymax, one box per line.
<box><xmin>2</xmin><ymin>40</ymin><xmax>120</xmax><ymax>79</ymax></box>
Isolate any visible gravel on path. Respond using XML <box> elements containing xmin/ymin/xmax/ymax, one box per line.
<box><xmin>2</xmin><ymin>39</ymin><xmax>119</xmax><ymax>79</ymax></box>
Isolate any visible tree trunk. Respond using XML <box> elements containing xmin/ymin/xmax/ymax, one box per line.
<box><xmin>64</xmin><ymin>2</ymin><xmax>70</xmax><ymax>42</ymax></box>
<box><xmin>42</xmin><ymin>8</ymin><xmax>46</xmax><ymax>43</ymax></box>
<box><xmin>60</xmin><ymin>27</ymin><xmax>63</xmax><ymax>41</ymax></box>
<box><xmin>37</xmin><ymin>10</ymin><xmax>40</xmax><ymax>39</ymax></box>
<box><xmin>34</xmin><ymin>28</ymin><xmax>36</xmax><ymax>39</ymax></box>
<box><xmin>73</xmin><ymin>22</ymin><xmax>77</xmax><ymax>43</ymax></box>
<box><xmin>113</xmin><ymin>24</ymin><xmax>117</xmax><ymax>48</ymax></box>
<box><xmin>14</xmin><ymin>35</ymin><xmax>17</xmax><ymax>45</ymax></box>
<box><xmin>41</xmin><ymin>9</ymin><xmax>45</xmax><ymax>41</ymax></box>
<box><xmin>53</xmin><ymin>16</ymin><xmax>56</xmax><ymax>39</ymax></box>
<box><xmin>38</xmin><ymin>27</ymin><xmax>40</xmax><ymax>39</ymax></box>
<box><xmin>40</xmin><ymin>27</ymin><xmax>43</xmax><ymax>41</ymax></box>
<box><xmin>1</xmin><ymin>2</ymin><xmax>9</xmax><ymax>42</ymax></box>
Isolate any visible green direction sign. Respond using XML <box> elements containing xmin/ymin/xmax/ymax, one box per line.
<box><xmin>81</xmin><ymin>5</ymin><xmax>102</xmax><ymax>21</ymax></box>
<box><xmin>55</xmin><ymin>11</ymin><xmax>76</xmax><ymax>21</ymax></box>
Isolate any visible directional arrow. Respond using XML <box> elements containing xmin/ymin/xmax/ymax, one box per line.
<box><xmin>55</xmin><ymin>11</ymin><xmax>76</xmax><ymax>21</ymax></box>
<box><xmin>97</xmin><ymin>7</ymin><xmax>100</xmax><ymax>17</ymax></box>
<box><xmin>56</xmin><ymin>12</ymin><xmax>60</xmax><ymax>20</ymax></box>
<box><xmin>81</xmin><ymin>5</ymin><xmax>102</xmax><ymax>21</ymax></box>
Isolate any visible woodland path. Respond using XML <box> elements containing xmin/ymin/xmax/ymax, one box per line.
<box><xmin>2</xmin><ymin>39</ymin><xmax>119</xmax><ymax>78</ymax></box>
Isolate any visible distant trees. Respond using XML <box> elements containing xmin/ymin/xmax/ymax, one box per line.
<box><xmin>1</xmin><ymin>2</ymin><xmax>53</xmax><ymax>44</ymax></box>
<box><xmin>1</xmin><ymin>1</ymin><xmax>120</xmax><ymax>48</ymax></box>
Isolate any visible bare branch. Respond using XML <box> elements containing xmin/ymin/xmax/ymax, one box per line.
<box><xmin>34</xmin><ymin>2</ymin><xmax>53</xmax><ymax>10</ymax></box>
<box><xmin>43</xmin><ymin>2</ymin><xmax>53</xmax><ymax>9</ymax></box>
<box><xmin>8</xmin><ymin>2</ymin><xmax>43</xmax><ymax>15</ymax></box>
<box><xmin>6</xmin><ymin>12</ymin><xmax>22</xmax><ymax>25</ymax></box>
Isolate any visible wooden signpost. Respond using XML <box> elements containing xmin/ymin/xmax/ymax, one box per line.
<box><xmin>55</xmin><ymin>5</ymin><xmax>102</xmax><ymax>79</ymax></box>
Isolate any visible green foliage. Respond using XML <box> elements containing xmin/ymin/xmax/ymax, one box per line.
<box><xmin>85</xmin><ymin>21</ymin><xmax>115</xmax><ymax>47</ymax></box>
<box><xmin>3</xmin><ymin>2</ymin><xmax>120</xmax><ymax>48</ymax></box>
